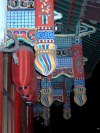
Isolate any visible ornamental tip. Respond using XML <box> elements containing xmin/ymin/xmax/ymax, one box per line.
<box><xmin>74</xmin><ymin>94</ymin><xmax>87</xmax><ymax>106</ymax></box>
<box><xmin>63</xmin><ymin>109</ymin><xmax>71</xmax><ymax>120</ymax></box>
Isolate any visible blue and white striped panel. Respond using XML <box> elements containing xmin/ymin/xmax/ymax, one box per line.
<box><xmin>57</xmin><ymin>57</ymin><xmax>73</xmax><ymax>68</ymax></box>
<box><xmin>7</xmin><ymin>10</ymin><xmax>35</xmax><ymax>28</ymax></box>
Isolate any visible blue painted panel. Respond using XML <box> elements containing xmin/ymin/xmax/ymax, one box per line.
<box><xmin>55</xmin><ymin>36</ymin><xmax>73</xmax><ymax>48</ymax></box>
<box><xmin>7</xmin><ymin>10</ymin><xmax>35</xmax><ymax>28</ymax></box>
<box><xmin>36</xmin><ymin>30</ymin><xmax>55</xmax><ymax>40</ymax></box>
<box><xmin>57</xmin><ymin>57</ymin><xmax>73</xmax><ymax>68</ymax></box>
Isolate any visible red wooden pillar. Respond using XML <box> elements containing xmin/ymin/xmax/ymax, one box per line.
<box><xmin>27</xmin><ymin>106</ymin><xmax>34</xmax><ymax>133</ymax></box>
<box><xmin>0</xmin><ymin>52</ymin><xmax>3</xmax><ymax>133</ymax></box>
<box><xmin>14</xmin><ymin>91</ymin><xmax>22</xmax><ymax>133</ymax></box>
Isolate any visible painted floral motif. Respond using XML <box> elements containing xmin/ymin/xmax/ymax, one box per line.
<box><xmin>7</xmin><ymin>0</ymin><xmax>34</xmax><ymax>9</ymax></box>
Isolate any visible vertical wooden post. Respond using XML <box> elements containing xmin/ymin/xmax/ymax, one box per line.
<box><xmin>27</xmin><ymin>105</ymin><xmax>34</xmax><ymax>133</ymax></box>
<box><xmin>7</xmin><ymin>54</ymin><xmax>13</xmax><ymax>133</ymax></box>
<box><xmin>0</xmin><ymin>52</ymin><xmax>3</xmax><ymax>133</ymax></box>
<box><xmin>2</xmin><ymin>53</ymin><xmax>8</xmax><ymax>133</ymax></box>
<box><xmin>11</xmin><ymin>85</ymin><xmax>15</xmax><ymax>133</ymax></box>
<box><xmin>14</xmin><ymin>91</ymin><xmax>22</xmax><ymax>133</ymax></box>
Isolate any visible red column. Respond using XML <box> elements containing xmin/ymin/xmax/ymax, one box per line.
<box><xmin>27</xmin><ymin>106</ymin><xmax>34</xmax><ymax>133</ymax></box>
<box><xmin>14</xmin><ymin>91</ymin><xmax>22</xmax><ymax>133</ymax></box>
<box><xmin>0</xmin><ymin>52</ymin><xmax>3</xmax><ymax>133</ymax></box>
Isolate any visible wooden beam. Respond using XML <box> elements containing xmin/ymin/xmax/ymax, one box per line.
<box><xmin>2</xmin><ymin>53</ymin><xmax>8</xmax><ymax>133</ymax></box>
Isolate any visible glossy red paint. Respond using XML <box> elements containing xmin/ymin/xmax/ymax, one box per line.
<box><xmin>14</xmin><ymin>91</ymin><xmax>22</xmax><ymax>133</ymax></box>
<box><xmin>12</xmin><ymin>46</ymin><xmax>34</xmax><ymax>89</ymax></box>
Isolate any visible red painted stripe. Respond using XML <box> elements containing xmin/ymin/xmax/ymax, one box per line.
<box><xmin>15</xmin><ymin>91</ymin><xmax>22</xmax><ymax>133</ymax></box>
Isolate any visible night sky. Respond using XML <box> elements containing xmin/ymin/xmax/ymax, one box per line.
<box><xmin>35</xmin><ymin>61</ymin><xmax>100</xmax><ymax>133</ymax></box>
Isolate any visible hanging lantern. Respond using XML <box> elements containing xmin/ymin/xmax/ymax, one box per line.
<box><xmin>34</xmin><ymin>43</ymin><xmax>56</xmax><ymax>76</ymax></box>
<box><xmin>12</xmin><ymin>46</ymin><xmax>34</xmax><ymax>88</ymax></box>
<box><xmin>16</xmin><ymin>72</ymin><xmax>37</xmax><ymax>96</ymax></box>
<box><xmin>22</xmin><ymin>89</ymin><xmax>38</xmax><ymax>104</ymax></box>
<box><xmin>0</xmin><ymin>0</ymin><xmax>7</xmax><ymax>48</ymax></box>
<box><xmin>15</xmin><ymin>85</ymin><xmax>34</xmax><ymax>96</ymax></box>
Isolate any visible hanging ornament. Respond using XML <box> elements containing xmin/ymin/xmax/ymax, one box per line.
<box><xmin>22</xmin><ymin>77</ymin><xmax>38</xmax><ymax>104</ymax></box>
<box><xmin>34</xmin><ymin>43</ymin><xmax>56</xmax><ymax>76</ymax></box>
<box><xmin>74</xmin><ymin>88</ymin><xmax>87</xmax><ymax>106</ymax></box>
<box><xmin>22</xmin><ymin>90</ymin><xmax>38</xmax><ymax>104</ymax></box>
<box><xmin>15</xmin><ymin>83</ymin><xmax>35</xmax><ymax>96</ymax></box>
<box><xmin>63</xmin><ymin>109</ymin><xmax>71</xmax><ymax>120</ymax></box>
<box><xmin>42</xmin><ymin>107</ymin><xmax>50</xmax><ymax>126</ymax></box>
<box><xmin>40</xmin><ymin>88</ymin><xmax>53</xmax><ymax>107</ymax></box>
<box><xmin>12</xmin><ymin>46</ymin><xmax>34</xmax><ymax>89</ymax></box>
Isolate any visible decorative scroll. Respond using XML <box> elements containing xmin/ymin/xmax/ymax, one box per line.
<box><xmin>7</xmin><ymin>30</ymin><xmax>36</xmax><ymax>46</ymax></box>
<box><xmin>52</xmin><ymin>68</ymin><xmax>73</xmax><ymax>78</ymax></box>
<box><xmin>7</xmin><ymin>0</ymin><xmax>34</xmax><ymax>9</ymax></box>
<box><xmin>37</xmin><ymin>68</ymin><xmax>73</xmax><ymax>79</ymax></box>
<box><xmin>57</xmin><ymin>48</ymin><xmax>72</xmax><ymax>57</ymax></box>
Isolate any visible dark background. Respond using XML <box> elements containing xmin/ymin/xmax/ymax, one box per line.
<box><xmin>35</xmin><ymin>61</ymin><xmax>100</xmax><ymax>133</ymax></box>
